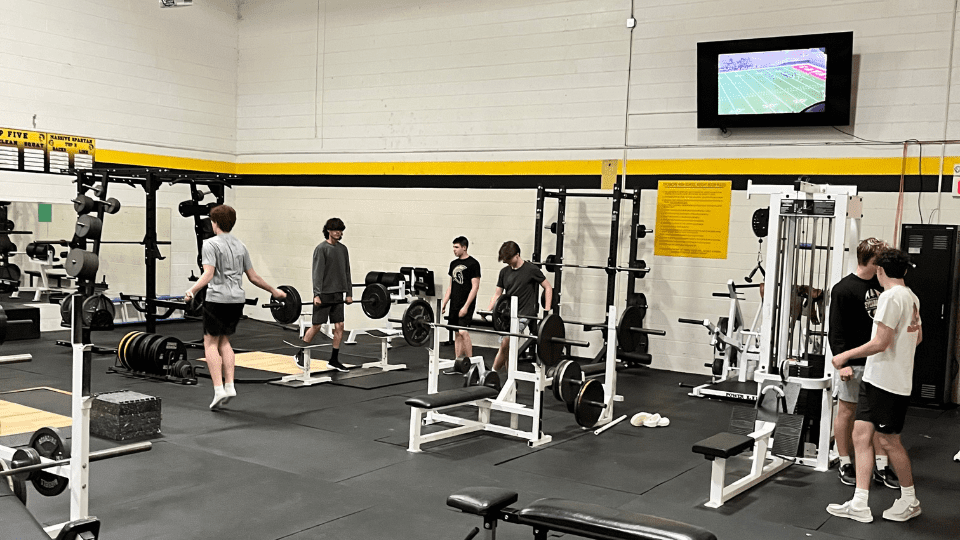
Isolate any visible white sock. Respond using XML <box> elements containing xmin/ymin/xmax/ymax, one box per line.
<box><xmin>213</xmin><ymin>385</ymin><xmax>226</xmax><ymax>397</ymax></box>
<box><xmin>839</xmin><ymin>455</ymin><xmax>852</xmax><ymax>466</ymax></box>
<box><xmin>876</xmin><ymin>455</ymin><xmax>888</xmax><ymax>469</ymax></box>
<box><xmin>900</xmin><ymin>484</ymin><xmax>916</xmax><ymax>503</ymax></box>
<box><xmin>851</xmin><ymin>488</ymin><xmax>870</xmax><ymax>510</ymax></box>
<box><xmin>224</xmin><ymin>382</ymin><xmax>236</xmax><ymax>396</ymax></box>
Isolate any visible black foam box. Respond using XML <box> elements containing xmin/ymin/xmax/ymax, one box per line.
<box><xmin>90</xmin><ymin>391</ymin><xmax>161</xmax><ymax>441</ymax></box>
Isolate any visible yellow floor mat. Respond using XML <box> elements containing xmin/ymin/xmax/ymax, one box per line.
<box><xmin>198</xmin><ymin>351</ymin><xmax>338</xmax><ymax>376</ymax></box>
<box><xmin>0</xmin><ymin>400</ymin><xmax>72</xmax><ymax>437</ymax></box>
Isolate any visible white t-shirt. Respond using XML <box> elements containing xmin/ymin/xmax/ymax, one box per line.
<box><xmin>863</xmin><ymin>285</ymin><xmax>921</xmax><ymax>396</ymax></box>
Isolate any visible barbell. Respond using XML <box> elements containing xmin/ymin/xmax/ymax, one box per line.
<box><xmin>261</xmin><ymin>283</ymin><xmax>392</xmax><ymax>325</ymax></box>
<box><xmin>73</xmin><ymin>194</ymin><xmax>121</xmax><ymax>215</ymax></box>
<box><xmin>545</xmin><ymin>222</ymin><xmax>653</xmax><ymax>239</ymax></box>
<box><xmin>535</xmin><ymin>255</ymin><xmax>649</xmax><ymax>277</ymax></box>
<box><xmin>391</xmin><ymin>299</ymin><xmax>589</xmax><ymax>368</ymax></box>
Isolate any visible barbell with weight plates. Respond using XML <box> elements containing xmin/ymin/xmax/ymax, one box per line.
<box><xmin>75</xmin><ymin>215</ymin><xmax>103</xmax><ymax>241</ymax></box>
<box><xmin>547</xmin><ymin>360</ymin><xmax>610</xmax><ymax>428</ymax></box>
<box><xmin>537</xmin><ymin>255</ymin><xmax>649</xmax><ymax>277</ymax></box>
<box><xmin>391</xmin><ymin>299</ymin><xmax>589</xmax><ymax>368</ymax></box>
<box><xmin>545</xmin><ymin>222</ymin><xmax>653</xmax><ymax>239</ymax></box>
<box><xmin>72</xmin><ymin>194</ymin><xmax>121</xmax><ymax>215</ymax></box>
<box><xmin>0</xmin><ymin>440</ymin><xmax>152</xmax><ymax>485</ymax></box>
<box><xmin>261</xmin><ymin>283</ymin><xmax>391</xmax><ymax>325</ymax></box>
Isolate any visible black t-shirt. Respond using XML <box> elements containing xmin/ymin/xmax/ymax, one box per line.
<box><xmin>448</xmin><ymin>256</ymin><xmax>481</xmax><ymax>308</ymax></box>
<box><xmin>828</xmin><ymin>272</ymin><xmax>882</xmax><ymax>366</ymax></box>
<box><xmin>496</xmin><ymin>261</ymin><xmax>546</xmax><ymax>317</ymax></box>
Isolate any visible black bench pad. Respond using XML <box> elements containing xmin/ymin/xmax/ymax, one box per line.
<box><xmin>692</xmin><ymin>432</ymin><xmax>754</xmax><ymax>460</ymax></box>
<box><xmin>517</xmin><ymin>498</ymin><xmax>717</xmax><ymax>540</ymax></box>
<box><xmin>447</xmin><ymin>487</ymin><xmax>518</xmax><ymax>516</ymax></box>
<box><xmin>405</xmin><ymin>386</ymin><xmax>499</xmax><ymax>409</ymax></box>
<box><xmin>0</xmin><ymin>480</ymin><xmax>49</xmax><ymax>539</ymax></box>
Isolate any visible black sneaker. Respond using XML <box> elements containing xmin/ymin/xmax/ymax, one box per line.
<box><xmin>326</xmin><ymin>358</ymin><xmax>349</xmax><ymax>372</ymax></box>
<box><xmin>838</xmin><ymin>463</ymin><xmax>856</xmax><ymax>486</ymax></box>
<box><xmin>874</xmin><ymin>465</ymin><xmax>900</xmax><ymax>489</ymax></box>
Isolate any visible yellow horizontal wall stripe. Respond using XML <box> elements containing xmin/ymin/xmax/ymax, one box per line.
<box><xmin>99</xmin><ymin>150</ymin><xmax>959</xmax><ymax>177</ymax></box>
<box><xmin>97</xmin><ymin>149</ymin><xmax>235</xmax><ymax>174</ymax></box>
<box><xmin>235</xmin><ymin>160</ymin><xmax>601</xmax><ymax>176</ymax></box>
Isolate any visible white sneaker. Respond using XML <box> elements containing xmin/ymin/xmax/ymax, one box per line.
<box><xmin>210</xmin><ymin>391</ymin><xmax>229</xmax><ymax>410</ymax></box>
<box><xmin>882</xmin><ymin>498</ymin><xmax>921</xmax><ymax>522</ymax></box>
<box><xmin>826</xmin><ymin>500</ymin><xmax>873</xmax><ymax>523</ymax></box>
<box><xmin>657</xmin><ymin>416</ymin><xmax>670</xmax><ymax>427</ymax></box>
<box><xmin>643</xmin><ymin>413</ymin><xmax>662</xmax><ymax>427</ymax></box>
<box><xmin>631</xmin><ymin>412</ymin><xmax>652</xmax><ymax>426</ymax></box>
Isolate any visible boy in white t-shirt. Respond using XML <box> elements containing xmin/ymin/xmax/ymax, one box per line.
<box><xmin>826</xmin><ymin>248</ymin><xmax>922</xmax><ymax>523</ymax></box>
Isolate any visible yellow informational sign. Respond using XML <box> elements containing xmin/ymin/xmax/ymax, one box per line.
<box><xmin>0</xmin><ymin>127</ymin><xmax>94</xmax><ymax>173</ymax></box>
<box><xmin>654</xmin><ymin>180</ymin><xmax>732</xmax><ymax>259</ymax></box>
<box><xmin>47</xmin><ymin>133</ymin><xmax>96</xmax><ymax>171</ymax></box>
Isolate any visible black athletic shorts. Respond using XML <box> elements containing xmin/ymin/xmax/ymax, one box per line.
<box><xmin>447</xmin><ymin>301</ymin><xmax>476</xmax><ymax>328</ymax></box>
<box><xmin>855</xmin><ymin>381</ymin><xmax>911</xmax><ymax>434</ymax></box>
<box><xmin>202</xmin><ymin>302</ymin><xmax>245</xmax><ymax>336</ymax></box>
<box><xmin>312</xmin><ymin>293</ymin><xmax>345</xmax><ymax>325</ymax></box>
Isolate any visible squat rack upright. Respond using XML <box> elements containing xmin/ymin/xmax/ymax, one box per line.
<box><xmin>532</xmin><ymin>183</ymin><xmax>649</xmax><ymax>319</ymax></box>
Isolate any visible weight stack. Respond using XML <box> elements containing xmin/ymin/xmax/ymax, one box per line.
<box><xmin>90</xmin><ymin>391</ymin><xmax>162</xmax><ymax>441</ymax></box>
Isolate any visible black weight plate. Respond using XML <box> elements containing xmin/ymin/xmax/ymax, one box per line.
<box><xmin>573</xmin><ymin>378</ymin><xmax>606</xmax><ymax>428</ymax></box>
<box><xmin>145</xmin><ymin>335</ymin><xmax>168</xmax><ymax>374</ymax></box>
<box><xmin>163</xmin><ymin>338</ymin><xmax>188</xmax><ymax>373</ymax></box>
<box><xmin>127</xmin><ymin>333</ymin><xmax>152</xmax><ymax>372</ymax></box>
<box><xmin>30</xmin><ymin>427</ymin><xmax>70</xmax><ymax>462</ymax></box>
<box><xmin>401</xmin><ymin>299</ymin><xmax>434</xmax><ymax>347</ymax></box>
<box><xmin>361</xmin><ymin>283</ymin><xmax>390</xmax><ymax>319</ymax></box>
<box><xmin>535</xmin><ymin>313</ymin><xmax>565</xmax><ymax>368</ymax></box>
<box><xmin>0</xmin><ymin>458</ymin><xmax>27</xmax><ymax>505</ymax></box>
<box><xmin>64</xmin><ymin>248</ymin><xmax>98</xmax><ymax>279</ymax></box>
<box><xmin>74</xmin><ymin>214</ymin><xmax>102</xmax><ymax>240</ymax></box>
<box><xmin>73</xmin><ymin>194</ymin><xmax>95</xmax><ymax>214</ymax></box>
<box><xmin>136</xmin><ymin>334</ymin><xmax>163</xmax><ymax>373</ymax></box>
<box><xmin>551</xmin><ymin>359</ymin><xmax>568</xmax><ymax>402</ymax></box>
<box><xmin>1</xmin><ymin>263</ymin><xmax>20</xmax><ymax>283</ymax></box>
<box><xmin>493</xmin><ymin>294</ymin><xmax>511</xmax><ymax>333</ymax></box>
<box><xmin>117</xmin><ymin>331</ymin><xmax>140</xmax><ymax>370</ymax></box>
<box><xmin>270</xmin><ymin>285</ymin><xmax>302</xmax><ymax>325</ymax></box>
<box><xmin>635</xmin><ymin>292</ymin><xmax>647</xmax><ymax>322</ymax></box>
<box><xmin>60</xmin><ymin>293</ymin><xmax>83</xmax><ymax>325</ymax></box>
<box><xmin>151</xmin><ymin>336</ymin><xmax>186</xmax><ymax>375</ymax></box>
<box><xmin>453</xmin><ymin>356</ymin><xmax>471</xmax><ymax>374</ymax></box>
<box><xmin>463</xmin><ymin>364</ymin><xmax>480</xmax><ymax>387</ymax></box>
<box><xmin>555</xmin><ymin>360</ymin><xmax>583</xmax><ymax>406</ymax></box>
<box><xmin>29</xmin><ymin>427</ymin><xmax>70</xmax><ymax>498</ymax></box>
<box><xmin>184</xmin><ymin>287</ymin><xmax>205</xmax><ymax>318</ymax></box>
<box><xmin>81</xmin><ymin>294</ymin><xmax>116</xmax><ymax>330</ymax></box>
<box><xmin>479</xmin><ymin>370</ymin><xmax>501</xmax><ymax>390</ymax></box>
<box><xmin>616</xmin><ymin>305</ymin><xmax>645</xmax><ymax>353</ymax></box>
<box><xmin>103</xmin><ymin>197</ymin><xmax>121</xmax><ymax>214</ymax></box>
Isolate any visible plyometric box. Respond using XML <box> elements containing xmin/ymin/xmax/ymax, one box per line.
<box><xmin>90</xmin><ymin>391</ymin><xmax>161</xmax><ymax>441</ymax></box>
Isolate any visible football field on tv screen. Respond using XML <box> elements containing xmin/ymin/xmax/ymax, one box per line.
<box><xmin>718</xmin><ymin>64</ymin><xmax>826</xmax><ymax>115</ymax></box>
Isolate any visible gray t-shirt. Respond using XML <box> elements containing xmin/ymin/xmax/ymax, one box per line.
<box><xmin>201</xmin><ymin>233</ymin><xmax>252</xmax><ymax>304</ymax></box>
<box><xmin>496</xmin><ymin>261</ymin><xmax>546</xmax><ymax>317</ymax></box>
<box><xmin>313</xmin><ymin>241</ymin><xmax>352</xmax><ymax>298</ymax></box>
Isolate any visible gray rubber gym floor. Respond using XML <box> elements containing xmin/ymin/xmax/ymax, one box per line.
<box><xmin>1</xmin><ymin>317</ymin><xmax>957</xmax><ymax>540</ymax></box>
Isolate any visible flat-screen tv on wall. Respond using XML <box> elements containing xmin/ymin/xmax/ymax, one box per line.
<box><xmin>697</xmin><ymin>31</ymin><xmax>853</xmax><ymax>129</ymax></box>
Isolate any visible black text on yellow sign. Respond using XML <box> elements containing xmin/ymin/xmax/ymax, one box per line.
<box><xmin>654</xmin><ymin>180</ymin><xmax>732</xmax><ymax>260</ymax></box>
<box><xmin>0</xmin><ymin>128</ymin><xmax>46</xmax><ymax>150</ymax></box>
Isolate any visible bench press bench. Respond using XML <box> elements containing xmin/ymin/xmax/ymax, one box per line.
<box><xmin>405</xmin><ymin>384</ymin><xmax>501</xmax><ymax>452</ymax></box>
<box><xmin>447</xmin><ymin>486</ymin><xmax>717</xmax><ymax>540</ymax></box>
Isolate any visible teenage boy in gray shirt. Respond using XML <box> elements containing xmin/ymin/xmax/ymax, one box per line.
<box><xmin>185</xmin><ymin>205</ymin><xmax>286</xmax><ymax>410</ymax></box>
<box><xmin>302</xmin><ymin>217</ymin><xmax>353</xmax><ymax>372</ymax></box>
<box><xmin>488</xmin><ymin>241</ymin><xmax>552</xmax><ymax>373</ymax></box>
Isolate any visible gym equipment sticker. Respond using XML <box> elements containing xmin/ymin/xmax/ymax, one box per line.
<box><xmin>654</xmin><ymin>180</ymin><xmax>732</xmax><ymax>259</ymax></box>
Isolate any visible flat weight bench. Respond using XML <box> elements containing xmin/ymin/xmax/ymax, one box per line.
<box><xmin>405</xmin><ymin>385</ymin><xmax>500</xmax><ymax>452</ymax></box>
<box><xmin>691</xmin><ymin>399</ymin><xmax>804</xmax><ymax>508</ymax></box>
<box><xmin>448</xmin><ymin>487</ymin><xmax>717</xmax><ymax>540</ymax></box>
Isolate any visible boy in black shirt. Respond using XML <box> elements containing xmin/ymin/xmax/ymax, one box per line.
<box><xmin>829</xmin><ymin>237</ymin><xmax>897</xmax><ymax>488</ymax></box>
<box><xmin>488</xmin><ymin>241</ymin><xmax>552</xmax><ymax>372</ymax></box>
<box><xmin>442</xmin><ymin>236</ymin><xmax>481</xmax><ymax>358</ymax></box>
